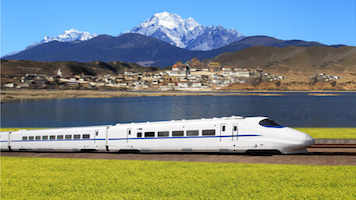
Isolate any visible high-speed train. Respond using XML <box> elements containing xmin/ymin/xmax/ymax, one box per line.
<box><xmin>0</xmin><ymin>116</ymin><xmax>315</xmax><ymax>155</ymax></box>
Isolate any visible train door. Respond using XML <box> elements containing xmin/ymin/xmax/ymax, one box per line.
<box><xmin>8</xmin><ymin>132</ymin><xmax>12</xmax><ymax>151</ymax></box>
<box><xmin>220</xmin><ymin>123</ymin><xmax>226</xmax><ymax>142</ymax></box>
<box><xmin>126</xmin><ymin>128</ymin><xmax>132</xmax><ymax>147</ymax></box>
<box><xmin>233</xmin><ymin>124</ymin><xmax>238</xmax><ymax>141</ymax></box>
<box><xmin>94</xmin><ymin>129</ymin><xmax>99</xmax><ymax>143</ymax></box>
<box><xmin>105</xmin><ymin>126</ymin><xmax>110</xmax><ymax>151</ymax></box>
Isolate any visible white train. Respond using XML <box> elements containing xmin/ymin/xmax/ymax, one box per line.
<box><xmin>0</xmin><ymin>116</ymin><xmax>315</xmax><ymax>155</ymax></box>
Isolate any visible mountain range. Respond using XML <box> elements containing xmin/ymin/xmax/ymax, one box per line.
<box><xmin>3</xmin><ymin>33</ymin><xmax>342</xmax><ymax>67</ymax></box>
<box><xmin>27</xmin><ymin>28</ymin><xmax>98</xmax><ymax>49</ymax></box>
<box><xmin>5</xmin><ymin>11</ymin><xmax>243</xmax><ymax>56</ymax></box>
<box><xmin>130</xmin><ymin>11</ymin><xmax>244</xmax><ymax>50</ymax></box>
<box><xmin>2</xmin><ymin>12</ymin><xmax>347</xmax><ymax>67</ymax></box>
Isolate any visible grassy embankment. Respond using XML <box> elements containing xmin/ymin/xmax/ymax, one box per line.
<box><xmin>1</xmin><ymin>157</ymin><xmax>355</xmax><ymax>199</ymax></box>
<box><xmin>1</xmin><ymin>128</ymin><xmax>355</xmax><ymax>138</ymax></box>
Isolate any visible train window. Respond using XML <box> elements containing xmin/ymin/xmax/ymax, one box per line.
<box><xmin>22</xmin><ymin>136</ymin><xmax>27</xmax><ymax>141</ymax></box>
<box><xmin>234</xmin><ymin>126</ymin><xmax>237</xmax><ymax>131</ymax></box>
<box><xmin>172</xmin><ymin>131</ymin><xmax>184</xmax><ymax>137</ymax></box>
<box><xmin>145</xmin><ymin>132</ymin><xmax>155</xmax><ymax>137</ymax></box>
<box><xmin>222</xmin><ymin>126</ymin><xmax>226</xmax><ymax>132</ymax></box>
<box><xmin>65</xmin><ymin>135</ymin><xmax>72</xmax><ymax>140</ymax></box>
<box><xmin>187</xmin><ymin>130</ymin><xmax>199</xmax><ymax>136</ymax></box>
<box><xmin>158</xmin><ymin>131</ymin><xmax>169</xmax><ymax>137</ymax></box>
<box><xmin>74</xmin><ymin>135</ymin><xmax>81</xmax><ymax>139</ymax></box>
<box><xmin>83</xmin><ymin>134</ymin><xmax>90</xmax><ymax>139</ymax></box>
<box><xmin>50</xmin><ymin>135</ymin><xmax>56</xmax><ymax>140</ymax></box>
<box><xmin>29</xmin><ymin>136</ymin><xmax>34</xmax><ymax>140</ymax></box>
<box><xmin>42</xmin><ymin>136</ymin><xmax>48</xmax><ymax>140</ymax></box>
<box><xmin>202</xmin><ymin>129</ymin><xmax>216</xmax><ymax>136</ymax></box>
<box><xmin>57</xmin><ymin>135</ymin><xmax>64</xmax><ymax>140</ymax></box>
<box><xmin>137</xmin><ymin>132</ymin><xmax>142</xmax><ymax>138</ymax></box>
<box><xmin>35</xmin><ymin>136</ymin><xmax>41</xmax><ymax>140</ymax></box>
<box><xmin>259</xmin><ymin>119</ymin><xmax>285</xmax><ymax>128</ymax></box>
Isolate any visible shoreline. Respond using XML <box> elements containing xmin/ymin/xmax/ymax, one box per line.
<box><xmin>1</xmin><ymin>89</ymin><xmax>355</xmax><ymax>102</ymax></box>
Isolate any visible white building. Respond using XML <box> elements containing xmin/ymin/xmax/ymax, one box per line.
<box><xmin>232</xmin><ymin>70</ymin><xmax>250</xmax><ymax>77</ymax></box>
<box><xmin>166</xmin><ymin>70</ymin><xmax>188</xmax><ymax>77</ymax></box>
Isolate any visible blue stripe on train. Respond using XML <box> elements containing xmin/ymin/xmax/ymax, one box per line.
<box><xmin>109</xmin><ymin>134</ymin><xmax>261</xmax><ymax>140</ymax></box>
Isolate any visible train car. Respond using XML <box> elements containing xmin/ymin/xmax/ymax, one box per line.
<box><xmin>0</xmin><ymin>126</ymin><xmax>108</xmax><ymax>152</ymax></box>
<box><xmin>0</xmin><ymin>116</ymin><xmax>315</xmax><ymax>154</ymax></box>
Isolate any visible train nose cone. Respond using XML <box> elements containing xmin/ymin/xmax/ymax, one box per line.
<box><xmin>305</xmin><ymin>135</ymin><xmax>315</xmax><ymax>146</ymax></box>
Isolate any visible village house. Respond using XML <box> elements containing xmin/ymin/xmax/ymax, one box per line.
<box><xmin>65</xmin><ymin>82</ymin><xmax>80</xmax><ymax>88</ymax></box>
<box><xmin>124</xmin><ymin>71</ymin><xmax>139</xmax><ymax>77</ymax></box>
<box><xmin>230</xmin><ymin>77</ymin><xmax>249</xmax><ymax>84</ymax></box>
<box><xmin>221</xmin><ymin>66</ymin><xmax>235</xmax><ymax>76</ymax></box>
<box><xmin>116</xmin><ymin>82</ymin><xmax>129</xmax><ymax>88</ymax></box>
<box><xmin>208</xmin><ymin>62</ymin><xmax>221</xmax><ymax>72</ymax></box>
<box><xmin>3</xmin><ymin>82</ymin><xmax>16</xmax><ymax>88</ymax></box>
<box><xmin>116</xmin><ymin>76</ymin><xmax>124</xmax><ymax>82</ymax></box>
<box><xmin>312</xmin><ymin>73</ymin><xmax>340</xmax><ymax>82</ymax></box>
<box><xmin>132</xmin><ymin>81</ymin><xmax>149</xmax><ymax>88</ymax></box>
<box><xmin>177</xmin><ymin>81</ymin><xmax>190</xmax><ymax>88</ymax></box>
<box><xmin>166</xmin><ymin>61</ymin><xmax>188</xmax><ymax>77</ymax></box>
<box><xmin>191</xmin><ymin>82</ymin><xmax>203</xmax><ymax>88</ymax></box>
<box><xmin>21</xmin><ymin>74</ymin><xmax>47</xmax><ymax>87</ymax></box>
<box><xmin>186</xmin><ymin>58</ymin><xmax>205</xmax><ymax>72</ymax></box>
<box><xmin>232</xmin><ymin>68</ymin><xmax>250</xmax><ymax>77</ymax></box>
<box><xmin>172</xmin><ymin>61</ymin><xmax>187</xmax><ymax>71</ymax></box>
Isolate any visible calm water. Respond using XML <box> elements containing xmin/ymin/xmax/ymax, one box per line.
<box><xmin>1</xmin><ymin>92</ymin><xmax>356</xmax><ymax>127</ymax></box>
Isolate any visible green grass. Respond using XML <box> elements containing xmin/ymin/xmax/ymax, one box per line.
<box><xmin>295</xmin><ymin>128</ymin><xmax>356</xmax><ymax>139</ymax></box>
<box><xmin>2</xmin><ymin>128</ymin><xmax>356</xmax><ymax>138</ymax></box>
<box><xmin>0</xmin><ymin>128</ymin><xmax>48</xmax><ymax>132</ymax></box>
<box><xmin>1</xmin><ymin>157</ymin><xmax>355</xmax><ymax>199</ymax></box>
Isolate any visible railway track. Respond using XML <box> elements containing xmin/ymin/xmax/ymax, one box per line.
<box><xmin>1</xmin><ymin>148</ymin><xmax>355</xmax><ymax>166</ymax></box>
<box><xmin>309</xmin><ymin>139</ymin><xmax>356</xmax><ymax>148</ymax></box>
<box><xmin>1</xmin><ymin>139</ymin><xmax>355</xmax><ymax>165</ymax></box>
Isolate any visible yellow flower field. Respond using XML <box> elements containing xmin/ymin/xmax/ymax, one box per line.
<box><xmin>1</xmin><ymin>157</ymin><xmax>355</xmax><ymax>199</ymax></box>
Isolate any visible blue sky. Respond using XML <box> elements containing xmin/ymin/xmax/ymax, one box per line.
<box><xmin>1</xmin><ymin>0</ymin><xmax>356</xmax><ymax>56</ymax></box>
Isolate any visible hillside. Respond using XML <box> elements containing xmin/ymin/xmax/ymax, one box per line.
<box><xmin>213</xmin><ymin>46</ymin><xmax>356</xmax><ymax>80</ymax></box>
<box><xmin>1</xmin><ymin>60</ymin><xmax>160</xmax><ymax>76</ymax></box>
<box><xmin>2</xmin><ymin>34</ymin><xmax>202</xmax><ymax>67</ymax></box>
<box><xmin>3</xmin><ymin>45</ymin><xmax>356</xmax><ymax>80</ymax></box>
<box><xmin>2</xmin><ymin>34</ymin><xmax>340</xmax><ymax>68</ymax></box>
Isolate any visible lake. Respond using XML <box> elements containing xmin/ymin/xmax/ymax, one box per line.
<box><xmin>1</xmin><ymin>92</ymin><xmax>356</xmax><ymax>128</ymax></box>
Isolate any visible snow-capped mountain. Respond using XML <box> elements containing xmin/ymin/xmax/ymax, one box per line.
<box><xmin>28</xmin><ymin>28</ymin><xmax>98</xmax><ymax>49</ymax></box>
<box><xmin>130</xmin><ymin>11</ymin><xmax>244</xmax><ymax>51</ymax></box>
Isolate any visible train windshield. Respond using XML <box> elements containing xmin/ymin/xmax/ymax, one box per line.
<box><xmin>259</xmin><ymin>119</ymin><xmax>285</xmax><ymax>128</ymax></box>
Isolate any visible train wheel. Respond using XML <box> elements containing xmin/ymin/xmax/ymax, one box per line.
<box><xmin>118</xmin><ymin>149</ymin><xmax>141</xmax><ymax>153</ymax></box>
<box><xmin>245</xmin><ymin>150</ymin><xmax>281</xmax><ymax>156</ymax></box>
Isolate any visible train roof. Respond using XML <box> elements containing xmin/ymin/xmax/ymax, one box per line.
<box><xmin>114</xmin><ymin>116</ymin><xmax>247</xmax><ymax>126</ymax></box>
<box><xmin>3</xmin><ymin>116</ymin><xmax>271</xmax><ymax>133</ymax></box>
